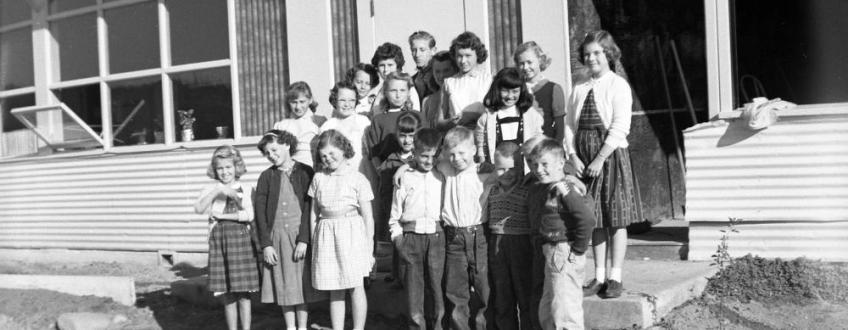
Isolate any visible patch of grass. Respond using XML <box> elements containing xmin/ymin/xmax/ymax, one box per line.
<box><xmin>706</xmin><ymin>254</ymin><xmax>848</xmax><ymax>304</ymax></box>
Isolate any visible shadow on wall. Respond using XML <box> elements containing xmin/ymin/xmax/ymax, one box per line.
<box><xmin>716</xmin><ymin>119</ymin><xmax>765</xmax><ymax>147</ymax></box>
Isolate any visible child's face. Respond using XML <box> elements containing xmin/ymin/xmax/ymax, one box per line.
<box><xmin>288</xmin><ymin>94</ymin><xmax>312</xmax><ymax>119</ymax></box>
<box><xmin>318</xmin><ymin>144</ymin><xmax>345</xmax><ymax>171</ymax></box>
<box><xmin>432</xmin><ymin>59</ymin><xmax>457</xmax><ymax>87</ymax></box>
<box><xmin>410</xmin><ymin>39</ymin><xmax>435</xmax><ymax>68</ymax></box>
<box><xmin>415</xmin><ymin>147</ymin><xmax>438</xmax><ymax>172</ymax></box>
<box><xmin>214</xmin><ymin>158</ymin><xmax>236</xmax><ymax>184</ymax></box>
<box><xmin>263</xmin><ymin>141</ymin><xmax>291</xmax><ymax>167</ymax></box>
<box><xmin>499</xmin><ymin>87</ymin><xmax>521</xmax><ymax>108</ymax></box>
<box><xmin>385</xmin><ymin>79</ymin><xmax>410</xmax><ymax>108</ymax></box>
<box><xmin>582</xmin><ymin>42</ymin><xmax>610</xmax><ymax>77</ymax></box>
<box><xmin>352</xmin><ymin>70</ymin><xmax>373</xmax><ymax>98</ymax></box>
<box><xmin>494</xmin><ymin>154</ymin><xmax>520</xmax><ymax>188</ymax></box>
<box><xmin>445</xmin><ymin>140</ymin><xmax>475</xmax><ymax>171</ymax></box>
<box><xmin>376</xmin><ymin>59</ymin><xmax>398</xmax><ymax>79</ymax></box>
<box><xmin>455</xmin><ymin>48</ymin><xmax>478</xmax><ymax>74</ymax></box>
<box><xmin>516</xmin><ymin>50</ymin><xmax>542</xmax><ymax>82</ymax></box>
<box><xmin>532</xmin><ymin>152</ymin><xmax>566</xmax><ymax>184</ymax></box>
<box><xmin>397</xmin><ymin>132</ymin><xmax>415</xmax><ymax>153</ymax></box>
<box><xmin>335</xmin><ymin>88</ymin><xmax>358</xmax><ymax>118</ymax></box>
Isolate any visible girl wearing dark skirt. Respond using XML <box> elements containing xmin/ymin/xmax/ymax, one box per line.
<box><xmin>565</xmin><ymin>30</ymin><xmax>643</xmax><ymax>299</ymax></box>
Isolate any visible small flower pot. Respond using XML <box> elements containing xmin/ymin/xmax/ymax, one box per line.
<box><xmin>181</xmin><ymin>129</ymin><xmax>194</xmax><ymax>142</ymax></box>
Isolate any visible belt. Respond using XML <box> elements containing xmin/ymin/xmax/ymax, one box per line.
<box><xmin>444</xmin><ymin>224</ymin><xmax>484</xmax><ymax>233</ymax></box>
<box><xmin>321</xmin><ymin>210</ymin><xmax>360</xmax><ymax>219</ymax></box>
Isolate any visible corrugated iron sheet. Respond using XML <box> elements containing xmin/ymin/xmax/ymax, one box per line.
<box><xmin>0</xmin><ymin>143</ymin><xmax>270</xmax><ymax>252</ymax></box>
<box><xmin>683</xmin><ymin>111</ymin><xmax>848</xmax><ymax>261</ymax></box>
<box><xmin>330</xmin><ymin>0</ymin><xmax>359</xmax><ymax>82</ymax></box>
<box><xmin>488</xmin><ymin>0</ymin><xmax>522</xmax><ymax>73</ymax></box>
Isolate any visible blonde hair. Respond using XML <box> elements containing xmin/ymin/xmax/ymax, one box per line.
<box><xmin>514</xmin><ymin>41</ymin><xmax>552</xmax><ymax>71</ymax></box>
<box><xmin>443</xmin><ymin>126</ymin><xmax>474</xmax><ymax>150</ymax></box>
<box><xmin>381</xmin><ymin>71</ymin><xmax>415</xmax><ymax>111</ymax></box>
<box><xmin>206</xmin><ymin>145</ymin><xmax>247</xmax><ymax>180</ymax></box>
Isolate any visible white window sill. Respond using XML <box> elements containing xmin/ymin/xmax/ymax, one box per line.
<box><xmin>716</xmin><ymin>102</ymin><xmax>848</xmax><ymax>119</ymax></box>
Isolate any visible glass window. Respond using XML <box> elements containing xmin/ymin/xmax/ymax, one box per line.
<box><xmin>732</xmin><ymin>0</ymin><xmax>848</xmax><ymax>106</ymax></box>
<box><xmin>171</xmin><ymin>68</ymin><xmax>232</xmax><ymax>141</ymax></box>
<box><xmin>0</xmin><ymin>0</ymin><xmax>31</xmax><ymax>26</ymax></box>
<box><xmin>50</xmin><ymin>14</ymin><xmax>98</xmax><ymax>81</ymax></box>
<box><xmin>1</xmin><ymin>93</ymin><xmax>34</xmax><ymax>132</ymax></box>
<box><xmin>168</xmin><ymin>0</ymin><xmax>229</xmax><ymax>65</ymax></box>
<box><xmin>105</xmin><ymin>1</ymin><xmax>159</xmax><ymax>74</ymax></box>
<box><xmin>53</xmin><ymin>84</ymin><xmax>102</xmax><ymax>135</ymax></box>
<box><xmin>110</xmin><ymin>76</ymin><xmax>163</xmax><ymax>146</ymax></box>
<box><xmin>48</xmin><ymin>0</ymin><xmax>96</xmax><ymax>15</ymax></box>
<box><xmin>0</xmin><ymin>27</ymin><xmax>34</xmax><ymax>90</ymax></box>
<box><xmin>11</xmin><ymin>103</ymin><xmax>104</xmax><ymax>151</ymax></box>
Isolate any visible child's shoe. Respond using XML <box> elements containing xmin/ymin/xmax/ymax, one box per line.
<box><xmin>601</xmin><ymin>280</ymin><xmax>623</xmax><ymax>299</ymax></box>
<box><xmin>582</xmin><ymin>279</ymin><xmax>606</xmax><ymax>297</ymax></box>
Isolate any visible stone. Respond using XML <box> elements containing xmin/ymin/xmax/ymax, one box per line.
<box><xmin>56</xmin><ymin>312</ymin><xmax>127</xmax><ymax>330</ymax></box>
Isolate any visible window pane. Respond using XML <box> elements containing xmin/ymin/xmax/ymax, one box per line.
<box><xmin>733</xmin><ymin>0</ymin><xmax>848</xmax><ymax>106</ymax></box>
<box><xmin>48</xmin><ymin>0</ymin><xmax>96</xmax><ymax>15</ymax></box>
<box><xmin>105</xmin><ymin>1</ymin><xmax>159</xmax><ymax>73</ymax></box>
<box><xmin>50</xmin><ymin>14</ymin><xmax>98</xmax><ymax>81</ymax></box>
<box><xmin>168</xmin><ymin>0</ymin><xmax>229</xmax><ymax>65</ymax></box>
<box><xmin>53</xmin><ymin>84</ymin><xmax>102</xmax><ymax>136</ymax></box>
<box><xmin>110</xmin><ymin>76</ymin><xmax>163</xmax><ymax>146</ymax></box>
<box><xmin>1</xmin><ymin>93</ymin><xmax>34</xmax><ymax>132</ymax></box>
<box><xmin>0</xmin><ymin>27</ymin><xmax>34</xmax><ymax>90</ymax></box>
<box><xmin>172</xmin><ymin>68</ymin><xmax>232</xmax><ymax>141</ymax></box>
<box><xmin>0</xmin><ymin>0</ymin><xmax>31</xmax><ymax>26</ymax></box>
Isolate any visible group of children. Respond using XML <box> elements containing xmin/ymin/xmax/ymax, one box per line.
<box><xmin>195</xmin><ymin>28</ymin><xmax>642</xmax><ymax>330</ymax></box>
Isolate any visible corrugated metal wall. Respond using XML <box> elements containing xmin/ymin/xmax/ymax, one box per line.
<box><xmin>0</xmin><ymin>143</ymin><xmax>269</xmax><ymax>252</ymax></box>
<box><xmin>488</xmin><ymin>0</ymin><xmax>522</xmax><ymax>72</ymax></box>
<box><xmin>683</xmin><ymin>111</ymin><xmax>848</xmax><ymax>260</ymax></box>
<box><xmin>235</xmin><ymin>0</ymin><xmax>289</xmax><ymax>136</ymax></box>
<box><xmin>330</xmin><ymin>0</ymin><xmax>359</xmax><ymax>82</ymax></box>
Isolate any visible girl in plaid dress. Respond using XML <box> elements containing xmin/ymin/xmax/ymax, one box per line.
<box><xmin>309</xmin><ymin>129</ymin><xmax>375</xmax><ymax>330</ymax></box>
<box><xmin>194</xmin><ymin>145</ymin><xmax>259</xmax><ymax>330</ymax></box>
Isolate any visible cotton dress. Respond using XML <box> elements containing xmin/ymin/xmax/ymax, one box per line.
<box><xmin>308</xmin><ymin>166</ymin><xmax>374</xmax><ymax>290</ymax></box>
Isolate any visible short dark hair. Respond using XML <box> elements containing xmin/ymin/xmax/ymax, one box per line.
<box><xmin>207</xmin><ymin>145</ymin><xmax>247</xmax><ymax>180</ymax></box>
<box><xmin>371</xmin><ymin>42</ymin><xmax>405</xmax><ymax>69</ymax></box>
<box><xmin>256</xmin><ymin>129</ymin><xmax>298</xmax><ymax>156</ymax></box>
<box><xmin>529</xmin><ymin>138</ymin><xmax>566</xmax><ymax>162</ymax></box>
<box><xmin>316</xmin><ymin>129</ymin><xmax>356</xmax><ymax>160</ymax></box>
<box><xmin>328</xmin><ymin>81</ymin><xmax>358</xmax><ymax>108</ymax></box>
<box><xmin>483</xmin><ymin>67</ymin><xmax>534</xmax><ymax>113</ymax></box>
<box><xmin>577</xmin><ymin>30</ymin><xmax>622</xmax><ymax>72</ymax></box>
<box><xmin>414</xmin><ymin>128</ymin><xmax>442</xmax><ymax>151</ymax></box>
<box><xmin>408</xmin><ymin>30</ymin><xmax>436</xmax><ymax>48</ymax></box>
<box><xmin>494</xmin><ymin>141</ymin><xmax>520</xmax><ymax>160</ymax></box>
<box><xmin>345</xmin><ymin>63</ymin><xmax>380</xmax><ymax>88</ymax></box>
<box><xmin>431</xmin><ymin>50</ymin><xmax>457</xmax><ymax>68</ymax></box>
<box><xmin>285</xmin><ymin>81</ymin><xmax>319</xmax><ymax>116</ymax></box>
<box><xmin>396</xmin><ymin>111</ymin><xmax>421</xmax><ymax>135</ymax></box>
<box><xmin>449</xmin><ymin>32</ymin><xmax>488</xmax><ymax>64</ymax></box>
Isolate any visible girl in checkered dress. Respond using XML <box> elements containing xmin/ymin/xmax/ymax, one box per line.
<box><xmin>194</xmin><ymin>145</ymin><xmax>259</xmax><ymax>330</ymax></box>
<box><xmin>309</xmin><ymin>129</ymin><xmax>375</xmax><ymax>330</ymax></box>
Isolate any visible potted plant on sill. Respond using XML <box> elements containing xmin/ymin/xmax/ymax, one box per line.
<box><xmin>178</xmin><ymin>109</ymin><xmax>196</xmax><ymax>142</ymax></box>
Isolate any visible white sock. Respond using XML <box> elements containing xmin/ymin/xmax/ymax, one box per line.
<box><xmin>610</xmin><ymin>267</ymin><xmax>623</xmax><ymax>282</ymax></box>
<box><xmin>286</xmin><ymin>327</ymin><xmax>295</xmax><ymax>330</ymax></box>
<box><xmin>297</xmin><ymin>328</ymin><xmax>307</xmax><ymax>330</ymax></box>
<box><xmin>595</xmin><ymin>267</ymin><xmax>606</xmax><ymax>282</ymax></box>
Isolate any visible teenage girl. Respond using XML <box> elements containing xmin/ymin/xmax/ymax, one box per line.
<box><xmin>514</xmin><ymin>41</ymin><xmax>567</xmax><ymax>141</ymax></box>
<box><xmin>346</xmin><ymin>63</ymin><xmax>381</xmax><ymax>117</ymax></box>
<box><xmin>475</xmin><ymin>67</ymin><xmax>544</xmax><ymax>171</ymax></box>
<box><xmin>194</xmin><ymin>145</ymin><xmax>259</xmax><ymax>330</ymax></box>
<box><xmin>309</xmin><ymin>129</ymin><xmax>375</xmax><ymax>330</ymax></box>
<box><xmin>255</xmin><ymin>130</ymin><xmax>326</xmax><ymax>330</ymax></box>
<box><xmin>273</xmin><ymin>81</ymin><xmax>327</xmax><ymax>168</ymax></box>
<box><xmin>565</xmin><ymin>30</ymin><xmax>643</xmax><ymax>299</ymax></box>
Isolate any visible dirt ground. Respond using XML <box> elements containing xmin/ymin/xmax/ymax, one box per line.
<box><xmin>1</xmin><ymin>259</ymin><xmax>847</xmax><ymax>329</ymax></box>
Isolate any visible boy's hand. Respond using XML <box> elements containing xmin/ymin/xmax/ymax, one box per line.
<box><xmin>218</xmin><ymin>186</ymin><xmax>239</xmax><ymax>198</ymax></box>
<box><xmin>565</xmin><ymin>175</ymin><xmax>587</xmax><ymax>195</ymax></box>
<box><xmin>263</xmin><ymin>246</ymin><xmax>279</xmax><ymax>266</ymax></box>
<box><xmin>550</xmin><ymin>181</ymin><xmax>572</xmax><ymax>197</ymax></box>
<box><xmin>293</xmin><ymin>242</ymin><xmax>307</xmax><ymax>262</ymax></box>
<box><xmin>571</xmin><ymin>157</ymin><xmax>585</xmax><ymax>178</ymax></box>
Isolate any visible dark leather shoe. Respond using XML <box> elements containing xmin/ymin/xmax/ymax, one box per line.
<box><xmin>601</xmin><ymin>280</ymin><xmax>623</xmax><ymax>299</ymax></box>
<box><xmin>583</xmin><ymin>279</ymin><xmax>606</xmax><ymax>297</ymax></box>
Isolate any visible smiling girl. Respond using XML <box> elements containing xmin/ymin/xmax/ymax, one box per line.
<box><xmin>514</xmin><ymin>41</ymin><xmax>566</xmax><ymax>140</ymax></box>
<box><xmin>441</xmin><ymin>32</ymin><xmax>492</xmax><ymax>128</ymax></box>
<box><xmin>194</xmin><ymin>146</ymin><xmax>258</xmax><ymax>330</ymax></box>
<box><xmin>475</xmin><ymin>67</ymin><xmax>543</xmax><ymax>171</ymax></box>
<box><xmin>309</xmin><ymin>129</ymin><xmax>375</xmax><ymax>330</ymax></box>
<box><xmin>274</xmin><ymin>82</ymin><xmax>327</xmax><ymax>168</ymax></box>
<box><xmin>321</xmin><ymin>81</ymin><xmax>372</xmax><ymax>176</ymax></box>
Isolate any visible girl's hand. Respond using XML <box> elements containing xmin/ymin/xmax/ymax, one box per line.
<box><xmin>293</xmin><ymin>242</ymin><xmax>308</xmax><ymax>262</ymax></box>
<box><xmin>585</xmin><ymin>158</ymin><xmax>604</xmax><ymax>178</ymax></box>
<box><xmin>263</xmin><ymin>246</ymin><xmax>279</xmax><ymax>266</ymax></box>
<box><xmin>571</xmin><ymin>156</ymin><xmax>585</xmax><ymax>178</ymax></box>
<box><xmin>210</xmin><ymin>211</ymin><xmax>223</xmax><ymax>221</ymax></box>
<box><xmin>393</xmin><ymin>163</ymin><xmax>412</xmax><ymax>187</ymax></box>
<box><xmin>218</xmin><ymin>186</ymin><xmax>239</xmax><ymax>198</ymax></box>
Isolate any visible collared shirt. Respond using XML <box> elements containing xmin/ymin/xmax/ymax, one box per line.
<box><xmin>273</xmin><ymin>112</ymin><xmax>326</xmax><ymax>167</ymax></box>
<box><xmin>564</xmin><ymin>71</ymin><xmax>633</xmax><ymax>154</ymax></box>
<box><xmin>439</xmin><ymin>162</ymin><xmax>491</xmax><ymax>227</ymax></box>
<box><xmin>441</xmin><ymin>68</ymin><xmax>492</xmax><ymax>124</ymax></box>
<box><xmin>413</xmin><ymin>64</ymin><xmax>435</xmax><ymax>104</ymax></box>
<box><xmin>389</xmin><ymin>168</ymin><xmax>444</xmax><ymax>236</ymax></box>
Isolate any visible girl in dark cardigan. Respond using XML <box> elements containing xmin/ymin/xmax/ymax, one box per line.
<box><xmin>255</xmin><ymin>129</ymin><xmax>326</xmax><ymax>330</ymax></box>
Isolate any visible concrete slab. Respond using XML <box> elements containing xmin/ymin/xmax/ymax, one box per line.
<box><xmin>56</xmin><ymin>312</ymin><xmax>128</xmax><ymax>330</ymax></box>
<box><xmin>0</xmin><ymin>274</ymin><xmax>136</xmax><ymax>306</ymax></box>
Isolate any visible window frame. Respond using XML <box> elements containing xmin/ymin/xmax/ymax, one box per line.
<box><xmin>2</xmin><ymin>0</ymin><xmax>241</xmax><ymax>158</ymax></box>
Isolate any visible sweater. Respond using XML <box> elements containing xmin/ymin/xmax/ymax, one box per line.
<box><xmin>526</xmin><ymin>181</ymin><xmax>596</xmax><ymax>254</ymax></box>
<box><xmin>254</xmin><ymin>162</ymin><xmax>314</xmax><ymax>248</ymax></box>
